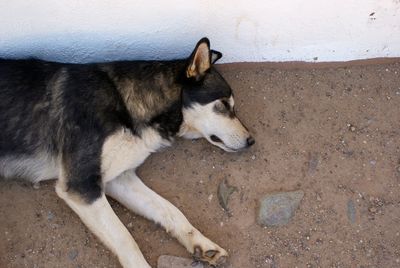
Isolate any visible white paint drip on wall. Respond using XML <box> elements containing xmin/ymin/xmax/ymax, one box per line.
<box><xmin>0</xmin><ymin>0</ymin><xmax>399</xmax><ymax>63</ymax></box>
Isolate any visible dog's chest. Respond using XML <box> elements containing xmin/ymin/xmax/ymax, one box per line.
<box><xmin>101</xmin><ymin>128</ymin><xmax>170</xmax><ymax>182</ymax></box>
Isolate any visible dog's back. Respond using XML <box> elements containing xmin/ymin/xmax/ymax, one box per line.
<box><xmin>0</xmin><ymin>59</ymin><xmax>61</xmax><ymax>180</ymax></box>
<box><xmin>0</xmin><ymin>59</ymin><xmax>130</xmax><ymax>182</ymax></box>
<box><xmin>0</xmin><ymin>59</ymin><xmax>58</xmax><ymax>153</ymax></box>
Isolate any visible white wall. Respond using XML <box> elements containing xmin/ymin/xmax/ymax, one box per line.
<box><xmin>0</xmin><ymin>0</ymin><xmax>399</xmax><ymax>63</ymax></box>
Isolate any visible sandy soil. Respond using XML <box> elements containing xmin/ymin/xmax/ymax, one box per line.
<box><xmin>1</xmin><ymin>60</ymin><xmax>400</xmax><ymax>268</ymax></box>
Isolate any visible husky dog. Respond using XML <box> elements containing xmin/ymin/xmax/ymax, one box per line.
<box><xmin>0</xmin><ymin>38</ymin><xmax>254</xmax><ymax>267</ymax></box>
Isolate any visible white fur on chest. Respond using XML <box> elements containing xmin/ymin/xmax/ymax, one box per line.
<box><xmin>101</xmin><ymin>128</ymin><xmax>170</xmax><ymax>182</ymax></box>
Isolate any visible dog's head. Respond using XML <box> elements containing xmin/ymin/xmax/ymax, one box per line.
<box><xmin>179</xmin><ymin>38</ymin><xmax>255</xmax><ymax>152</ymax></box>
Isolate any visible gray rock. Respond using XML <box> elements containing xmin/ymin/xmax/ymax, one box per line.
<box><xmin>68</xmin><ymin>249</ymin><xmax>79</xmax><ymax>261</ymax></box>
<box><xmin>217</xmin><ymin>179</ymin><xmax>237</xmax><ymax>213</ymax></box>
<box><xmin>347</xmin><ymin>199</ymin><xmax>356</xmax><ymax>224</ymax></box>
<box><xmin>157</xmin><ymin>255</ymin><xmax>203</xmax><ymax>268</ymax></box>
<box><xmin>308</xmin><ymin>153</ymin><xmax>319</xmax><ymax>174</ymax></box>
<box><xmin>47</xmin><ymin>211</ymin><xmax>55</xmax><ymax>221</ymax></box>
<box><xmin>258</xmin><ymin>190</ymin><xmax>304</xmax><ymax>227</ymax></box>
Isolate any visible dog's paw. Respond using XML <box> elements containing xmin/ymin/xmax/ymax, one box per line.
<box><xmin>192</xmin><ymin>244</ymin><xmax>228</xmax><ymax>266</ymax></box>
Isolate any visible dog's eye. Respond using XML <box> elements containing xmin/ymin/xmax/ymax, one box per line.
<box><xmin>214</xmin><ymin>101</ymin><xmax>228</xmax><ymax>113</ymax></box>
<box><xmin>214</xmin><ymin>99</ymin><xmax>235</xmax><ymax>117</ymax></box>
<box><xmin>210</xmin><ymin>135</ymin><xmax>223</xmax><ymax>143</ymax></box>
<box><xmin>221</xmin><ymin>100</ymin><xmax>230</xmax><ymax>110</ymax></box>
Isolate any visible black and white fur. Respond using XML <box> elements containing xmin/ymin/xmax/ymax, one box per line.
<box><xmin>0</xmin><ymin>38</ymin><xmax>254</xmax><ymax>267</ymax></box>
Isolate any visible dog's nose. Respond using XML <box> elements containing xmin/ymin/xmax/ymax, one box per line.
<box><xmin>246</xmin><ymin>136</ymin><xmax>255</xmax><ymax>147</ymax></box>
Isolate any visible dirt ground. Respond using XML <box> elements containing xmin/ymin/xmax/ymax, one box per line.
<box><xmin>1</xmin><ymin>60</ymin><xmax>400</xmax><ymax>268</ymax></box>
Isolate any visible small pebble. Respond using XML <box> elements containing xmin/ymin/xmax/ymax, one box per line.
<box><xmin>33</xmin><ymin>182</ymin><xmax>41</xmax><ymax>189</ymax></box>
<box><xmin>47</xmin><ymin>211</ymin><xmax>55</xmax><ymax>221</ymax></box>
<box><xmin>347</xmin><ymin>200</ymin><xmax>356</xmax><ymax>224</ymax></box>
<box><xmin>369</xmin><ymin>207</ymin><xmax>377</xmax><ymax>213</ymax></box>
<box><xmin>68</xmin><ymin>249</ymin><xmax>79</xmax><ymax>261</ymax></box>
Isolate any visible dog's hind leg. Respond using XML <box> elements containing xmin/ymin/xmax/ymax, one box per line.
<box><xmin>106</xmin><ymin>170</ymin><xmax>228</xmax><ymax>266</ymax></box>
<box><xmin>56</xmin><ymin>179</ymin><xmax>151</xmax><ymax>268</ymax></box>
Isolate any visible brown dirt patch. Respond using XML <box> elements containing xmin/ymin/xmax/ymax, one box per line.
<box><xmin>1</xmin><ymin>60</ymin><xmax>400</xmax><ymax>268</ymax></box>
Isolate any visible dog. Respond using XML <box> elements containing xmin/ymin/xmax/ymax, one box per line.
<box><xmin>0</xmin><ymin>38</ymin><xmax>254</xmax><ymax>267</ymax></box>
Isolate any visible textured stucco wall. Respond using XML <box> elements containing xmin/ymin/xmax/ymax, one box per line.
<box><xmin>0</xmin><ymin>0</ymin><xmax>399</xmax><ymax>63</ymax></box>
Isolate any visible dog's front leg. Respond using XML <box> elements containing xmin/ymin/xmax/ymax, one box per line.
<box><xmin>56</xmin><ymin>182</ymin><xmax>151</xmax><ymax>268</ymax></box>
<box><xmin>106</xmin><ymin>170</ymin><xmax>228</xmax><ymax>266</ymax></box>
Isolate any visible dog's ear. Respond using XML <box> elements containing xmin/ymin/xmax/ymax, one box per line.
<box><xmin>186</xmin><ymin>37</ymin><xmax>211</xmax><ymax>81</ymax></box>
<box><xmin>211</xmin><ymin>50</ymin><xmax>222</xmax><ymax>64</ymax></box>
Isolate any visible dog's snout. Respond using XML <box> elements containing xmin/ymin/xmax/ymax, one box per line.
<box><xmin>246</xmin><ymin>136</ymin><xmax>255</xmax><ymax>147</ymax></box>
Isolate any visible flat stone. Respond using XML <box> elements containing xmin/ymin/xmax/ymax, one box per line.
<box><xmin>157</xmin><ymin>255</ymin><xmax>203</xmax><ymax>268</ymax></box>
<box><xmin>258</xmin><ymin>190</ymin><xmax>304</xmax><ymax>227</ymax></box>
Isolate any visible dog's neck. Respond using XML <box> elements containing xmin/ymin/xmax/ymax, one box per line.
<box><xmin>100</xmin><ymin>61</ymin><xmax>186</xmax><ymax>139</ymax></box>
